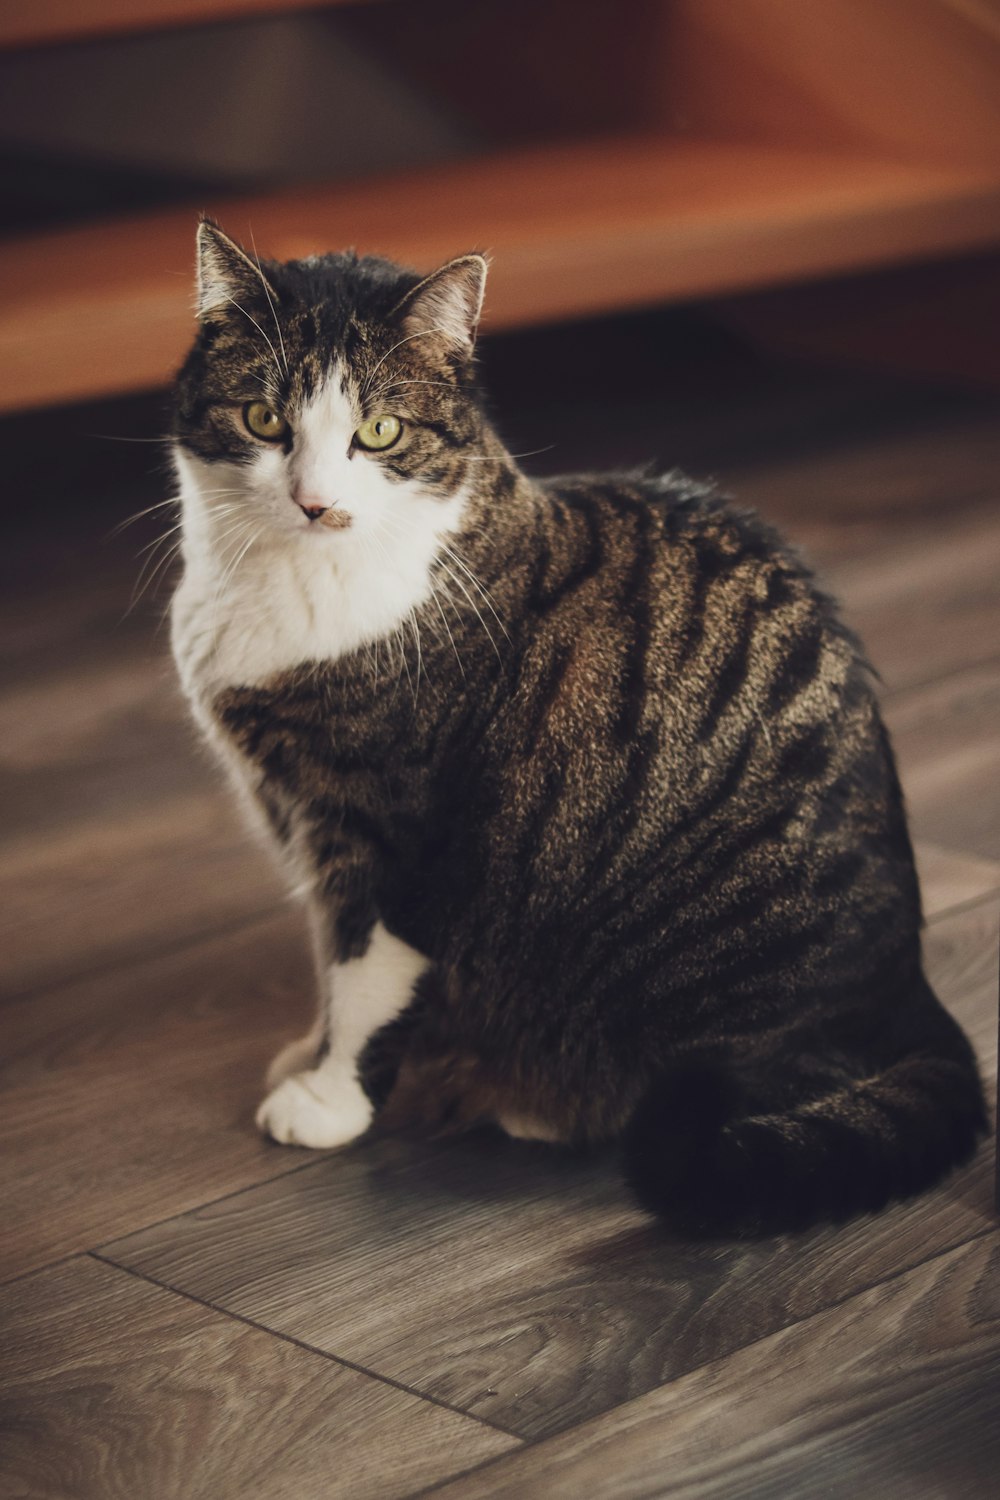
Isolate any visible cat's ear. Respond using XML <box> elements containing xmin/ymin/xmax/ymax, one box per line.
<box><xmin>195</xmin><ymin>219</ymin><xmax>277</xmax><ymax>321</ymax></box>
<box><xmin>395</xmin><ymin>254</ymin><xmax>488</xmax><ymax>356</ymax></box>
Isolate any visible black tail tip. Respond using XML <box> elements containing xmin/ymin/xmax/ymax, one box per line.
<box><xmin>622</xmin><ymin>1059</ymin><xmax>772</xmax><ymax>1238</ymax></box>
<box><xmin>621</xmin><ymin>1055</ymin><xmax>987</xmax><ymax>1241</ymax></box>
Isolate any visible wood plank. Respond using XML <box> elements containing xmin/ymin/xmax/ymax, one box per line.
<box><xmin>0</xmin><ymin>0</ymin><xmax>367</xmax><ymax>51</ymax></box>
<box><xmin>102</xmin><ymin>896</ymin><xmax>998</xmax><ymax>1441</ymax></box>
<box><xmin>916</xmin><ymin>840</ymin><xmax>1000</xmax><ymax>921</ymax></box>
<box><xmin>666</xmin><ymin>0</ymin><xmax>1000</xmax><ymax>171</ymax></box>
<box><xmin>0</xmin><ymin>1256</ymin><xmax>517</xmax><ymax>1500</ymax></box>
<box><xmin>886</xmin><ymin>662</ymin><xmax>1000</xmax><ymax>863</ymax></box>
<box><xmin>4</xmin><ymin>136</ymin><xmax>1000</xmax><ymax>411</ymax></box>
<box><xmin>826</xmin><ymin>502</ymin><xmax>1000</xmax><ymax>697</ymax></box>
<box><xmin>0</xmin><ymin>908</ymin><xmax>316</xmax><ymax>1282</ymax></box>
<box><xmin>422</xmin><ymin>1230</ymin><xmax>1000</xmax><ymax>1500</ymax></box>
<box><xmin>0</xmin><ymin>639</ymin><xmax>284</xmax><ymax>998</ymax></box>
<box><xmin>0</xmin><ymin>791</ymin><xmax>281</xmax><ymax>999</ymax></box>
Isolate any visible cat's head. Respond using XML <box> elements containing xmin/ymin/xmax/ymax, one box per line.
<box><xmin>172</xmin><ymin>220</ymin><xmax>489</xmax><ymax>554</ymax></box>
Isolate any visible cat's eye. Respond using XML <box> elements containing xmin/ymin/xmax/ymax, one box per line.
<box><xmin>355</xmin><ymin>414</ymin><xmax>402</xmax><ymax>452</ymax></box>
<box><xmin>243</xmin><ymin>401</ymin><xmax>288</xmax><ymax>442</ymax></box>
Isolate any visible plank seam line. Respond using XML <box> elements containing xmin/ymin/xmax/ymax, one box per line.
<box><xmin>925</xmin><ymin>884</ymin><xmax>1000</xmax><ymax>928</ymax></box>
<box><xmin>87</xmin><ymin>1250</ymin><xmax>525</xmax><ymax>1444</ymax></box>
<box><xmin>399</xmin><ymin>1218</ymin><xmax>1000</xmax><ymax>1500</ymax></box>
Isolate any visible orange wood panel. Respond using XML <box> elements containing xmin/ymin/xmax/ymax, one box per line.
<box><xmin>664</xmin><ymin>0</ymin><xmax>1000</xmax><ymax>171</ymax></box>
<box><xmin>3</xmin><ymin>135</ymin><xmax>1000</xmax><ymax>412</ymax></box>
<box><xmin>0</xmin><ymin>0</ymin><xmax>373</xmax><ymax>51</ymax></box>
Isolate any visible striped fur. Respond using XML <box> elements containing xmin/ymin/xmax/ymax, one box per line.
<box><xmin>170</xmin><ymin>224</ymin><xmax>986</xmax><ymax>1236</ymax></box>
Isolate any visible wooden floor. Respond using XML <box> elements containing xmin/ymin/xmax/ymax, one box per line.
<box><xmin>2</xmin><ymin>310</ymin><xmax>998</xmax><ymax>1498</ymax></box>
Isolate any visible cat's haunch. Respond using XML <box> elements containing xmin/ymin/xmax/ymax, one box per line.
<box><xmin>169</xmin><ymin>222</ymin><xmax>985</xmax><ymax>1237</ymax></box>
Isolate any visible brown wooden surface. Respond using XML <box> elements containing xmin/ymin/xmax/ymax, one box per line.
<box><xmin>3</xmin><ymin>137</ymin><xmax>1000</xmax><ymax>413</ymax></box>
<box><xmin>98</xmin><ymin>893</ymin><xmax>1000</xmax><ymax>1442</ymax></box>
<box><xmin>3</xmin><ymin>333</ymin><xmax>998</xmax><ymax>1494</ymax></box>
<box><xmin>422</xmin><ymin>1231</ymin><xmax>1000</xmax><ymax>1499</ymax></box>
<box><xmin>0</xmin><ymin>909</ymin><xmax>319</xmax><ymax>1282</ymax></box>
<box><xmin>0</xmin><ymin>1257</ymin><xmax>517</xmax><ymax>1500</ymax></box>
<box><xmin>664</xmin><ymin>0</ymin><xmax>1000</xmax><ymax>171</ymax></box>
<box><xmin>0</xmin><ymin>0</ymin><xmax>367</xmax><ymax>51</ymax></box>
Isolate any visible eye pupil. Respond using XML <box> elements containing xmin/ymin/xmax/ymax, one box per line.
<box><xmin>243</xmin><ymin>401</ymin><xmax>288</xmax><ymax>441</ymax></box>
<box><xmin>356</xmin><ymin>414</ymin><xmax>402</xmax><ymax>451</ymax></box>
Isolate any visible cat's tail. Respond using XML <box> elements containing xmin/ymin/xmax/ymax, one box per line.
<box><xmin>622</xmin><ymin>980</ymin><xmax>987</xmax><ymax>1237</ymax></box>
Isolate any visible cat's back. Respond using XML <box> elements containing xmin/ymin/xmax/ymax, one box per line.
<box><xmin>530</xmin><ymin>466</ymin><xmax>866</xmax><ymax>747</ymax></box>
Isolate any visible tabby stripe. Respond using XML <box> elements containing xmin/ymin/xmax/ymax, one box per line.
<box><xmin>614</xmin><ymin>507</ymin><xmax>655</xmax><ymax>743</ymax></box>
<box><xmin>775</xmin><ymin>721</ymin><xmax>832</xmax><ymax>781</ymax></box>
<box><xmin>675</xmin><ymin>541</ymin><xmax>727</xmax><ymax>669</ymax></box>
<box><xmin>528</xmin><ymin>490</ymin><xmax>604</xmax><ymax>613</ymax></box>
<box><xmin>520</xmin><ymin>641</ymin><xmax>576</xmax><ymax>758</ymax></box>
<box><xmin>766</xmin><ymin>613</ymin><xmax>825</xmax><ymax>714</ymax></box>
<box><xmin>696</xmin><ymin>596</ymin><xmax>756</xmax><ymax>743</ymax></box>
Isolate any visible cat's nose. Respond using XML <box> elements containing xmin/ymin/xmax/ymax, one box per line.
<box><xmin>292</xmin><ymin>487</ymin><xmax>331</xmax><ymax>521</ymax></box>
<box><xmin>298</xmin><ymin>500</ymin><xmax>328</xmax><ymax>521</ymax></box>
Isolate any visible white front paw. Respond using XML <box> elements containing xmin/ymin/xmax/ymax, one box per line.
<box><xmin>255</xmin><ymin>1070</ymin><xmax>373</xmax><ymax>1149</ymax></box>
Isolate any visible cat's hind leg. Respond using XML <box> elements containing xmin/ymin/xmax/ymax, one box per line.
<box><xmin>256</xmin><ymin>921</ymin><xmax>429</xmax><ymax>1149</ymax></box>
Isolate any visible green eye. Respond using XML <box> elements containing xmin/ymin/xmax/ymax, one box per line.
<box><xmin>243</xmin><ymin>401</ymin><xmax>288</xmax><ymax>442</ymax></box>
<box><xmin>355</xmin><ymin>414</ymin><xmax>402</xmax><ymax>451</ymax></box>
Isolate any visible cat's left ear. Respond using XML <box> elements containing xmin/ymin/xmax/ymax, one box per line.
<box><xmin>195</xmin><ymin>218</ymin><xmax>278</xmax><ymax>322</ymax></box>
<box><xmin>395</xmin><ymin>254</ymin><xmax>488</xmax><ymax>356</ymax></box>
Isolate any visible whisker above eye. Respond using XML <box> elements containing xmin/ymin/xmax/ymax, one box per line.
<box><xmin>224</xmin><ymin>296</ymin><xmax>285</xmax><ymax>389</ymax></box>
<box><xmin>361</xmin><ymin>324</ymin><xmax>452</xmax><ymax>398</ymax></box>
<box><xmin>248</xmin><ymin>226</ymin><xmax>289</xmax><ymax>377</ymax></box>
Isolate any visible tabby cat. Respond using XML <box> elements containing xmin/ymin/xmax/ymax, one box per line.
<box><xmin>170</xmin><ymin>220</ymin><xmax>985</xmax><ymax>1236</ymax></box>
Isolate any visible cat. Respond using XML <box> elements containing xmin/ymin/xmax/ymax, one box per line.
<box><xmin>170</xmin><ymin>219</ymin><xmax>986</xmax><ymax>1236</ymax></box>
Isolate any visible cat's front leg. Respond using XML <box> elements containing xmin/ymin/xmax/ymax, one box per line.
<box><xmin>256</xmin><ymin>919</ymin><xmax>429</xmax><ymax>1149</ymax></box>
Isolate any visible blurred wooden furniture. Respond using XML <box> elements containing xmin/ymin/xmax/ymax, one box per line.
<box><xmin>2</xmin><ymin>0</ymin><xmax>999</xmax><ymax>412</ymax></box>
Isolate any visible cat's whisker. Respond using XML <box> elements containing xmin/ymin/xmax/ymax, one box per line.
<box><xmin>127</xmin><ymin>532</ymin><xmax>183</xmax><ymax>614</ymax></box>
<box><xmin>437</xmin><ymin>542</ymin><xmax>510</xmax><ymax>639</ymax></box>
<box><xmin>361</xmin><ymin>324</ymin><xmax>452</xmax><ymax>398</ymax></box>
<box><xmin>428</xmin><ymin>579</ymin><xmax>466</xmax><ymax>678</ymax></box>
<box><xmin>461</xmin><ymin>447</ymin><xmax>555</xmax><ymax>462</ymax></box>
<box><xmin>364</xmin><ymin>376</ymin><xmax>458</xmax><ymax>406</ymax></box>
<box><xmin>433</xmin><ymin>556</ymin><xmax>505</xmax><ymax>669</ymax></box>
<box><xmin>108</xmin><ymin>497</ymin><xmax>179</xmax><ymax>538</ymax></box>
<box><xmin>224</xmin><ymin>296</ymin><xmax>285</xmax><ymax>389</ymax></box>
<box><xmin>135</xmin><ymin>520</ymin><xmax>184</xmax><ymax>560</ymax></box>
<box><xmin>248</xmin><ymin>228</ymin><xmax>289</xmax><ymax>376</ymax></box>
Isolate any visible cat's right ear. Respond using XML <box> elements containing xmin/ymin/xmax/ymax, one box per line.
<box><xmin>195</xmin><ymin>219</ymin><xmax>277</xmax><ymax>322</ymax></box>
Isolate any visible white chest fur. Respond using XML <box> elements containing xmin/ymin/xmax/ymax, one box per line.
<box><xmin>170</xmin><ymin>459</ymin><xmax>465</xmax><ymax>711</ymax></box>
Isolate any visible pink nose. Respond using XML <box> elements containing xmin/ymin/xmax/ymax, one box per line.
<box><xmin>292</xmin><ymin>486</ymin><xmax>330</xmax><ymax>521</ymax></box>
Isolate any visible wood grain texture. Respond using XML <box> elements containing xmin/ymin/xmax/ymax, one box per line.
<box><xmin>0</xmin><ymin>1256</ymin><xmax>517</xmax><ymax>1500</ymax></box>
<box><xmin>0</xmin><ymin>607</ymin><xmax>283</xmax><ymax>998</ymax></box>
<box><xmin>887</xmin><ymin>662</ymin><xmax>1000</xmax><ymax>863</ymax></box>
<box><xmin>827</xmin><ymin>502</ymin><xmax>1000</xmax><ymax>698</ymax></box>
<box><xmin>0</xmin><ymin>909</ymin><xmax>317</xmax><ymax>1282</ymax></box>
<box><xmin>102</xmin><ymin>896</ymin><xmax>998</xmax><ymax>1442</ymax></box>
<box><xmin>421</xmin><ymin>1230</ymin><xmax>1000</xmax><ymax>1499</ymax></box>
